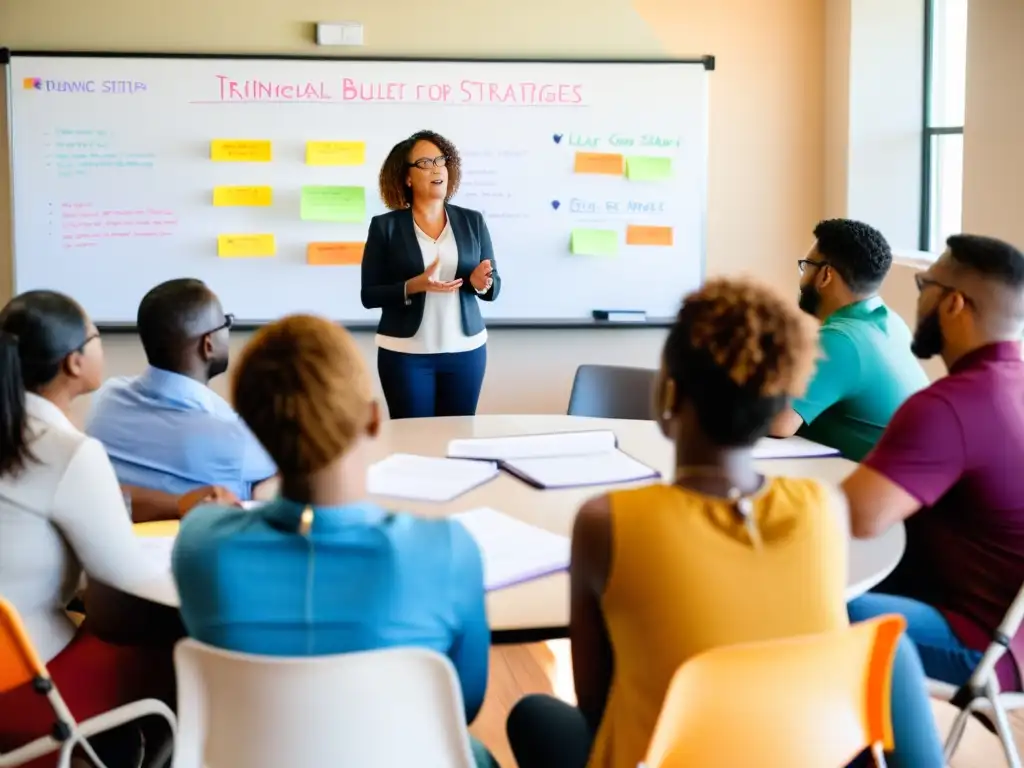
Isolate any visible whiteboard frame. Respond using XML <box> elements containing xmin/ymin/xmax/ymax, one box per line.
<box><xmin>1</xmin><ymin>49</ymin><xmax>713</xmax><ymax>333</ymax></box>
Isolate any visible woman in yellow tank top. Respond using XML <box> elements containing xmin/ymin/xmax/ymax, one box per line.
<box><xmin>506</xmin><ymin>277</ymin><xmax>943</xmax><ymax>768</ymax></box>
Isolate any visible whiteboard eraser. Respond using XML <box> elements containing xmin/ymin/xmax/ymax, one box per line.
<box><xmin>316</xmin><ymin>22</ymin><xmax>364</xmax><ymax>47</ymax></box>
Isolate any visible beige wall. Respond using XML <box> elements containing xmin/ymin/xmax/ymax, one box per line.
<box><xmin>962</xmin><ymin>0</ymin><xmax>1024</xmax><ymax>247</ymax></box>
<box><xmin>0</xmin><ymin>0</ymin><xmax>825</xmax><ymax>421</ymax></box>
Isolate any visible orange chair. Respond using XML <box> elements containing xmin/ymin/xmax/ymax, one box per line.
<box><xmin>640</xmin><ymin>615</ymin><xmax>906</xmax><ymax>768</ymax></box>
<box><xmin>0</xmin><ymin>597</ymin><xmax>176</xmax><ymax>768</ymax></box>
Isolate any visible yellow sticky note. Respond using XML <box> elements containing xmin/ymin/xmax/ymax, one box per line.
<box><xmin>218</xmin><ymin>234</ymin><xmax>276</xmax><ymax>258</ymax></box>
<box><xmin>213</xmin><ymin>186</ymin><xmax>273</xmax><ymax>207</ymax></box>
<box><xmin>570</xmin><ymin>229</ymin><xmax>618</xmax><ymax>256</ymax></box>
<box><xmin>211</xmin><ymin>140</ymin><xmax>272</xmax><ymax>163</ymax></box>
<box><xmin>307</xmin><ymin>141</ymin><xmax>366</xmax><ymax>166</ymax></box>
<box><xmin>625</xmin><ymin>156</ymin><xmax>673</xmax><ymax>181</ymax></box>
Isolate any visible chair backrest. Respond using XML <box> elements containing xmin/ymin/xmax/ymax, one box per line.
<box><xmin>0</xmin><ymin>597</ymin><xmax>47</xmax><ymax>695</ymax></box>
<box><xmin>567</xmin><ymin>365</ymin><xmax>657</xmax><ymax>420</ymax></box>
<box><xmin>172</xmin><ymin>639</ymin><xmax>476</xmax><ymax>768</ymax></box>
<box><xmin>641</xmin><ymin>615</ymin><xmax>906</xmax><ymax>768</ymax></box>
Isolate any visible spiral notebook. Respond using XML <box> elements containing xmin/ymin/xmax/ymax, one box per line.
<box><xmin>447</xmin><ymin>430</ymin><xmax>659</xmax><ymax>490</ymax></box>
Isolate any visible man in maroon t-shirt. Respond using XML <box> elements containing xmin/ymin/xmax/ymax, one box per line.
<box><xmin>843</xmin><ymin>234</ymin><xmax>1024</xmax><ymax>692</ymax></box>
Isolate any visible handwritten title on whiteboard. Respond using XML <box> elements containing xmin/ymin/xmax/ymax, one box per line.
<box><xmin>212</xmin><ymin>75</ymin><xmax>585</xmax><ymax>105</ymax></box>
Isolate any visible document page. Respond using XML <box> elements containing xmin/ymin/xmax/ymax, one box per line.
<box><xmin>447</xmin><ymin>430</ymin><xmax>617</xmax><ymax>461</ymax></box>
<box><xmin>753</xmin><ymin>436</ymin><xmax>840</xmax><ymax>460</ymax></box>
<box><xmin>451</xmin><ymin>507</ymin><xmax>570</xmax><ymax>591</ymax></box>
<box><xmin>368</xmin><ymin>453</ymin><xmax>499</xmax><ymax>502</ymax></box>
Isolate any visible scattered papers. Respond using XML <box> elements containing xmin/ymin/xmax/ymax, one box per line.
<box><xmin>451</xmin><ymin>507</ymin><xmax>570</xmax><ymax>591</ymax></box>
<box><xmin>753</xmin><ymin>436</ymin><xmax>840</xmax><ymax>459</ymax></box>
<box><xmin>368</xmin><ymin>453</ymin><xmax>499</xmax><ymax>502</ymax></box>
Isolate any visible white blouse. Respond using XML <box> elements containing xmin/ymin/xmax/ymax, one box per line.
<box><xmin>375</xmin><ymin>219</ymin><xmax>487</xmax><ymax>355</ymax></box>
<box><xmin>0</xmin><ymin>393</ymin><xmax>162</xmax><ymax>661</ymax></box>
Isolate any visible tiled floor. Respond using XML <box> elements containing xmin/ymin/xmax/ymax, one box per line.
<box><xmin>471</xmin><ymin>640</ymin><xmax>1021</xmax><ymax>767</ymax></box>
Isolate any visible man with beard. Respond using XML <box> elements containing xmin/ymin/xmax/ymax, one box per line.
<box><xmin>770</xmin><ymin>219</ymin><xmax>928</xmax><ymax>460</ymax></box>
<box><xmin>844</xmin><ymin>234</ymin><xmax>1024</xmax><ymax>692</ymax></box>
<box><xmin>87</xmin><ymin>278</ymin><xmax>276</xmax><ymax>503</ymax></box>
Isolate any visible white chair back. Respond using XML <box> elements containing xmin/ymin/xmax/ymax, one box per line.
<box><xmin>171</xmin><ymin>639</ymin><xmax>476</xmax><ymax>768</ymax></box>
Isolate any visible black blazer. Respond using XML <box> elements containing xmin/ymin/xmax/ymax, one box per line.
<box><xmin>360</xmin><ymin>204</ymin><xmax>501</xmax><ymax>338</ymax></box>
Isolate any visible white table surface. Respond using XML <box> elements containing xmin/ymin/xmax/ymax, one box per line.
<box><xmin>127</xmin><ymin>415</ymin><xmax>905</xmax><ymax>640</ymax></box>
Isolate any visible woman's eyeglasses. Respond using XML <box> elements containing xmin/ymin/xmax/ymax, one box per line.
<box><xmin>408</xmin><ymin>155</ymin><xmax>448</xmax><ymax>170</ymax></box>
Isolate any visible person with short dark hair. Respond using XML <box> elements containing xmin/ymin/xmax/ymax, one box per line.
<box><xmin>172</xmin><ymin>314</ymin><xmax>495</xmax><ymax>767</ymax></box>
<box><xmin>86</xmin><ymin>278</ymin><xmax>276</xmax><ymax>502</ymax></box>
<box><xmin>506</xmin><ymin>278</ymin><xmax>945</xmax><ymax>768</ymax></box>
<box><xmin>361</xmin><ymin>130</ymin><xmax>500</xmax><ymax>419</ymax></box>
<box><xmin>845</xmin><ymin>234</ymin><xmax>1024</xmax><ymax>692</ymax></box>
<box><xmin>0</xmin><ymin>290</ymin><xmax>176</xmax><ymax>763</ymax></box>
<box><xmin>770</xmin><ymin>219</ymin><xmax>929</xmax><ymax>460</ymax></box>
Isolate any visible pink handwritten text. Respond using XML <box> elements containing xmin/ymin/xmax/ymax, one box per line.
<box><xmin>215</xmin><ymin>75</ymin><xmax>331</xmax><ymax>102</ymax></box>
<box><xmin>340</xmin><ymin>78</ymin><xmax>584</xmax><ymax>105</ymax></box>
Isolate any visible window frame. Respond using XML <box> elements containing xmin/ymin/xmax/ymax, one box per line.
<box><xmin>919</xmin><ymin>0</ymin><xmax>966</xmax><ymax>251</ymax></box>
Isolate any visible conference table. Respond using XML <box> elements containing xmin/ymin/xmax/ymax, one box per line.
<box><xmin>100</xmin><ymin>415</ymin><xmax>905</xmax><ymax>645</ymax></box>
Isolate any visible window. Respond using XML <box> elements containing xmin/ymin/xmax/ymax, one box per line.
<box><xmin>921</xmin><ymin>0</ymin><xmax>968</xmax><ymax>251</ymax></box>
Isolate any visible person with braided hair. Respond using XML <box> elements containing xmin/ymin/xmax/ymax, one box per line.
<box><xmin>171</xmin><ymin>313</ymin><xmax>497</xmax><ymax>767</ymax></box>
<box><xmin>507</xmin><ymin>278</ymin><xmax>944</xmax><ymax>768</ymax></box>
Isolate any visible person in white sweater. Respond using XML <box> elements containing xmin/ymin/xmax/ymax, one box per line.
<box><xmin>0</xmin><ymin>290</ymin><xmax>199</xmax><ymax>765</ymax></box>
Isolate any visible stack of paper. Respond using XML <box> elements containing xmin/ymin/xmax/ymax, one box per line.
<box><xmin>367</xmin><ymin>453</ymin><xmax>499</xmax><ymax>502</ymax></box>
<box><xmin>447</xmin><ymin>430</ymin><xmax>659</xmax><ymax>490</ymax></box>
<box><xmin>451</xmin><ymin>507</ymin><xmax>570</xmax><ymax>591</ymax></box>
<box><xmin>753</xmin><ymin>436</ymin><xmax>840</xmax><ymax>459</ymax></box>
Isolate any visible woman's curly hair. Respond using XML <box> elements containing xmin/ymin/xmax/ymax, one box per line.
<box><xmin>232</xmin><ymin>314</ymin><xmax>372</xmax><ymax>475</ymax></box>
<box><xmin>663</xmin><ymin>277</ymin><xmax>818</xmax><ymax>446</ymax></box>
<box><xmin>378</xmin><ymin>130</ymin><xmax>462</xmax><ymax>210</ymax></box>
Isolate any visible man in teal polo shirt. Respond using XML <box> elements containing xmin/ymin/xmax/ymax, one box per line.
<box><xmin>770</xmin><ymin>219</ymin><xmax>929</xmax><ymax>460</ymax></box>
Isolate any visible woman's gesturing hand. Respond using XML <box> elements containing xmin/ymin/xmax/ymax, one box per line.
<box><xmin>469</xmin><ymin>260</ymin><xmax>494</xmax><ymax>292</ymax></box>
<box><xmin>406</xmin><ymin>256</ymin><xmax>463</xmax><ymax>295</ymax></box>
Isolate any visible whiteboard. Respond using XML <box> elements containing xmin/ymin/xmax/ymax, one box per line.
<box><xmin>4</xmin><ymin>52</ymin><xmax>710</xmax><ymax>326</ymax></box>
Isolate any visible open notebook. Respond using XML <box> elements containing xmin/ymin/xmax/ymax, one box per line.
<box><xmin>446</xmin><ymin>430</ymin><xmax>659</xmax><ymax>490</ymax></box>
<box><xmin>451</xmin><ymin>507</ymin><xmax>570</xmax><ymax>591</ymax></box>
<box><xmin>367</xmin><ymin>453</ymin><xmax>499</xmax><ymax>502</ymax></box>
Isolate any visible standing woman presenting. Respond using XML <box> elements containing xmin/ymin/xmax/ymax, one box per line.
<box><xmin>361</xmin><ymin>130</ymin><xmax>500</xmax><ymax>419</ymax></box>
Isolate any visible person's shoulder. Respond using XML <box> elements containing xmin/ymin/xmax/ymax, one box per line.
<box><xmin>369</xmin><ymin>208</ymin><xmax>409</xmax><ymax>229</ymax></box>
<box><xmin>174</xmin><ymin>503</ymin><xmax>256</xmax><ymax>564</ymax></box>
<box><xmin>447</xmin><ymin>203</ymin><xmax>485</xmax><ymax>224</ymax></box>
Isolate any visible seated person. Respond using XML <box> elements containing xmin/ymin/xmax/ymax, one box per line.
<box><xmin>506</xmin><ymin>278</ymin><xmax>944</xmax><ymax>768</ymax></box>
<box><xmin>771</xmin><ymin>218</ymin><xmax>929</xmax><ymax>460</ymax></box>
<box><xmin>0</xmin><ymin>291</ymin><xmax>186</xmax><ymax>766</ymax></box>
<box><xmin>87</xmin><ymin>278</ymin><xmax>276</xmax><ymax>502</ymax></box>
<box><xmin>845</xmin><ymin>234</ymin><xmax>1024</xmax><ymax>692</ymax></box>
<box><xmin>171</xmin><ymin>314</ymin><xmax>495</xmax><ymax>768</ymax></box>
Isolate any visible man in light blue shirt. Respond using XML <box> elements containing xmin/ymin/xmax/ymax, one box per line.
<box><xmin>87</xmin><ymin>279</ymin><xmax>276</xmax><ymax>501</ymax></box>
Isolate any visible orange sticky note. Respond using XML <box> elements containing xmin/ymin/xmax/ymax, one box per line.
<box><xmin>574</xmin><ymin>152</ymin><xmax>624</xmax><ymax>175</ymax></box>
<box><xmin>626</xmin><ymin>225</ymin><xmax>674</xmax><ymax>246</ymax></box>
<box><xmin>211</xmin><ymin>140</ymin><xmax>272</xmax><ymax>162</ymax></box>
<box><xmin>307</xmin><ymin>242</ymin><xmax>364</xmax><ymax>266</ymax></box>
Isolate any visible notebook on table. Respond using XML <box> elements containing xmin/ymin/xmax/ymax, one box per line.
<box><xmin>753</xmin><ymin>436</ymin><xmax>840</xmax><ymax>459</ymax></box>
<box><xmin>446</xmin><ymin>430</ymin><xmax>660</xmax><ymax>490</ymax></box>
<box><xmin>451</xmin><ymin>507</ymin><xmax>570</xmax><ymax>591</ymax></box>
<box><xmin>367</xmin><ymin>453</ymin><xmax>500</xmax><ymax>502</ymax></box>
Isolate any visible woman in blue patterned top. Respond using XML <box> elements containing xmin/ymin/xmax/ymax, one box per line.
<box><xmin>172</xmin><ymin>313</ymin><xmax>494</xmax><ymax>766</ymax></box>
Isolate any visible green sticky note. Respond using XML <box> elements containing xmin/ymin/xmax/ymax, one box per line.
<box><xmin>301</xmin><ymin>185</ymin><xmax>366</xmax><ymax>222</ymax></box>
<box><xmin>570</xmin><ymin>228</ymin><xmax>618</xmax><ymax>256</ymax></box>
<box><xmin>625</xmin><ymin>156</ymin><xmax>673</xmax><ymax>181</ymax></box>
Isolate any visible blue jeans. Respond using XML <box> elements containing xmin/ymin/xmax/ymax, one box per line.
<box><xmin>377</xmin><ymin>345</ymin><xmax>487</xmax><ymax>419</ymax></box>
<box><xmin>848</xmin><ymin>593</ymin><xmax>984</xmax><ymax>686</ymax></box>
